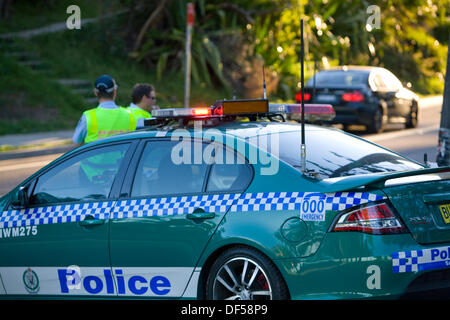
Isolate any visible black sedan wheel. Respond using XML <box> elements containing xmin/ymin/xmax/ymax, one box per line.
<box><xmin>205</xmin><ymin>246</ymin><xmax>289</xmax><ymax>300</ymax></box>
<box><xmin>366</xmin><ymin>107</ymin><xmax>385</xmax><ymax>134</ymax></box>
<box><xmin>405</xmin><ymin>102</ymin><xmax>418</xmax><ymax>128</ymax></box>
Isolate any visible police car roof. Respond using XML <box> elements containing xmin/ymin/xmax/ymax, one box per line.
<box><xmin>76</xmin><ymin>121</ymin><xmax>330</xmax><ymax>151</ymax></box>
<box><xmin>136</xmin><ymin>121</ymin><xmax>326</xmax><ymax>139</ymax></box>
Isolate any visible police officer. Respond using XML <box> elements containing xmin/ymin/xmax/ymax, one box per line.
<box><xmin>72</xmin><ymin>75</ymin><xmax>137</xmax><ymax>184</ymax></box>
<box><xmin>72</xmin><ymin>74</ymin><xmax>137</xmax><ymax>146</ymax></box>
<box><xmin>127</xmin><ymin>83</ymin><xmax>159</xmax><ymax>128</ymax></box>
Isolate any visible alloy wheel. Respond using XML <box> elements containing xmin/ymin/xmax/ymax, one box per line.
<box><xmin>212</xmin><ymin>257</ymin><xmax>273</xmax><ymax>300</ymax></box>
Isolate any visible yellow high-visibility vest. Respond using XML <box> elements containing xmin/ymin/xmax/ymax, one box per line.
<box><xmin>127</xmin><ymin>106</ymin><xmax>152</xmax><ymax>121</ymax></box>
<box><xmin>84</xmin><ymin>107</ymin><xmax>136</xmax><ymax>144</ymax></box>
<box><xmin>81</xmin><ymin>107</ymin><xmax>136</xmax><ymax>182</ymax></box>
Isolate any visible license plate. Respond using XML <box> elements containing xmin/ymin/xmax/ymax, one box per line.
<box><xmin>439</xmin><ymin>204</ymin><xmax>450</xmax><ymax>224</ymax></box>
<box><xmin>316</xmin><ymin>94</ymin><xmax>336</xmax><ymax>103</ymax></box>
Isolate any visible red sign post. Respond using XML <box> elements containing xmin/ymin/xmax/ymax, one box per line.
<box><xmin>184</xmin><ymin>3</ymin><xmax>195</xmax><ymax>107</ymax></box>
<box><xmin>187</xmin><ymin>2</ymin><xmax>195</xmax><ymax>26</ymax></box>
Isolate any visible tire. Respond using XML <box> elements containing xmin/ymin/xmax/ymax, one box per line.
<box><xmin>405</xmin><ymin>101</ymin><xmax>418</xmax><ymax>128</ymax></box>
<box><xmin>205</xmin><ymin>246</ymin><xmax>289</xmax><ymax>300</ymax></box>
<box><xmin>366</xmin><ymin>107</ymin><xmax>385</xmax><ymax>134</ymax></box>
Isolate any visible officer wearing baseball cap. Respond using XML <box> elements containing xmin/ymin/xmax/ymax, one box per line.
<box><xmin>72</xmin><ymin>75</ymin><xmax>137</xmax><ymax>184</ymax></box>
<box><xmin>72</xmin><ymin>74</ymin><xmax>136</xmax><ymax>145</ymax></box>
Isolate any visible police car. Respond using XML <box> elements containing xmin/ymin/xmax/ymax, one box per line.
<box><xmin>0</xmin><ymin>99</ymin><xmax>449</xmax><ymax>299</ymax></box>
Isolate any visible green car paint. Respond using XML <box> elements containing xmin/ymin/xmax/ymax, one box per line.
<box><xmin>0</xmin><ymin>122</ymin><xmax>449</xmax><ymax>299</ymax></box>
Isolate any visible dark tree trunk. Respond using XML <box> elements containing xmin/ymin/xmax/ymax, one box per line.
<box><xmin>437</xmin><ymin>36</ymin><xmax>450</xmax><ymax>166</ymax></box>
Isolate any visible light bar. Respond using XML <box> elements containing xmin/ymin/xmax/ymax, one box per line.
<box><xmin>150</xmin><ymin>101</ymin><xmax>335</xmax><ymax>122</ymax></box>
<box><xmin>152</xmin><ymin>107</ymin><xmax>211</xmax><ymax>118</ymax></box>
<box><xmin>269</xmin><ymin>103</ymin><xmax>335</xmax><ymax>122</ymax></box>
<box><xmin>221</xmin><ymin>99</ymin><xmax>269</xmax><ymax>115</ymax></box>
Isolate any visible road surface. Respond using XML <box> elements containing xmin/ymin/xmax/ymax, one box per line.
<box><xmin>0</xmin><ymin>97</ymin><xmax>444</xmax><ymax>197</ymax></box>
<box><xmin>360</xmin><ymin>96</ymin><xmax>442</xmax><ymax>164</ymax></box>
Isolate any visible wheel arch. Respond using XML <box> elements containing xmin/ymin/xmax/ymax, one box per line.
<box><xmin>196</xmin><ymin>243</ymin><xmax>291</xmax><ymax>300</ymax></box>
<box><xmin>378</xmin><ymin>100</ymin><xmax>388</xmax><ymax>115</ymax></box>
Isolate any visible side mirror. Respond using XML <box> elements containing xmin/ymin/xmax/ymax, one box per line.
<box><xmin>10</xmin><ymin>186</ymin><xmax>29</xmax><ymax>209</ymax></box>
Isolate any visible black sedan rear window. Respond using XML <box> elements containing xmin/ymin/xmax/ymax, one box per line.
<box><xmin>308</xmin><ymin>70</ymin><xmax>369</xmax><ymax>86</ymax></box>
<box><xmin>252</xmin><ymin>129</ymin><xmax>423</xmax><ymax>179</ymax></box>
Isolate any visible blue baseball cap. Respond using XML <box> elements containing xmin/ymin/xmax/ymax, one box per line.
<box><xmin>94</xmin><ymin>75</ymin><xmax>117</xmax><ymax>93</ymax></box>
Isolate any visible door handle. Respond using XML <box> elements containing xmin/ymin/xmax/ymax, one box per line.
<box><xmin>186</xmin><ymin>208</ymin><xmax>215</xmax><ymax>220</ymax></box>
<box><xmin>79</xmin><ymin>215</ymin><xmax>105</xmax><ymax>227</ymax></box>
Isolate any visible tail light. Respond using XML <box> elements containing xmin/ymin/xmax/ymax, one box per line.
<box><xmin>331</xmin><ymin>202</ymin><xmax>408</xmax><ymax>235</ymax></box>
<box><xmin>342</xmin><ymin>91</ymin><xmax>364</xmax><ymax>102</ymax></box>
<box><xmin>295</xmin><ymin>92</ymin><xmax>311</xmax><ymax>102</ymax></box>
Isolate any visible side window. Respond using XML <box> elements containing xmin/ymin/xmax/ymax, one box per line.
<box><xmin>206</xmin><ymin>146</ymin><xmax>252</xmax><ymax>193</ymax></box>
<box><xmin>381</xmin><ymin>70</ymin><xmax>401</xmax><ymax>91</ymax></box>
<box><xmin>131</xmin><ymin>140</ymin><xmax>209</xmax><ymax>197</ymax></box>
<box><xmin>373</xmin><ymin>73</ymin><xmax>387</xmax><ymax>91</ymax></box>
<box><xmin>30</xmin><ymin>143</ymin><xmax>130</xmax><ymax>205</ymax></box>
<box><xmin>387</xmin><ymin>71</ymin><xmax>402</xmax><ymax>91</ymax></box>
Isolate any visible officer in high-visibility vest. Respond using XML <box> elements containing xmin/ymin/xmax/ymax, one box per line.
<box><xmin>72</xmin><ymin>75</ymin><xmax>136</xmax><ymax>184</ymax></box>
<box><xmin>72</xmin><ymin>74</ymin><xmax>136</xmax><ymax>145</ymax></box>
<box><xmin>127</xmin><ymin>83</ymin><xmax>159</xmax><ymax>128</ymax></box>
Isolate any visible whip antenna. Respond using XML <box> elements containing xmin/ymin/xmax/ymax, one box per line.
<box><xmin>300</xmin><ymin>19</ymin><xmax>306</xmax><ymax>174</ymax></box>
<box><xmin>263</xmin><ymin>63</ymin><xmax>267</xmax><ymax>99</ymax></box>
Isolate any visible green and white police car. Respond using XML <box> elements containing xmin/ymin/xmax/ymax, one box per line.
<box><xmin>0</xmin><ymin>99</ymin><xmax>449</xmax><ymax>299</ymax></box>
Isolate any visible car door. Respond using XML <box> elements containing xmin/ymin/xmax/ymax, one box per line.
<box><xmin>0</xmin><ymin>142</ymin><xmax>133</xmax><ymax>297</ymax></box>
<box><xmin>108</xmin><ymin>138</ymin><xmax>252</xmax><ymax>298</ymax></box>
<box><xmin>371</xmin><ymin>71</ymin><xmax>395</xmax><ymax>118</ymax></box>
<box><xmin>381</xmin><ymin>70</ymin><xmax>408</xmax><ymax>117</ymax></box>
<box><xmin>387</xmin><ymin>71</ymin><xmax>411</xmax><ymax>117</ymax></box>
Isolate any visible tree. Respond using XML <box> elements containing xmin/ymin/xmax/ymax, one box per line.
<box><xmin>0</xmin><ymin>0</ymin><xmax>13</xmax><ymax>20</ymax></box>
<box><xmin>437</xmin><ymin>37</ymin><xmax>450</xmax><ymax>166</ymax></box>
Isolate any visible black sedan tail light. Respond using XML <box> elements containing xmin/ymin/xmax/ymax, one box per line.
<box><xmin>342</xmin><ymin>91</ymin><xmax>365</xmax><ymax>102</ymax></box>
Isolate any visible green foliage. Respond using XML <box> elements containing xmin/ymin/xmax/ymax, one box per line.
<box><xmin>242</xmin><ymin>0</ymin><xmax>448</xmax><ymax>96</ymax></box>
<box><xmin>0</xmin><ymin>55</ymin><xmax>84</xmax><ymax>134</ymax></box>
<box><xmin>0</xmin><ymin>0</ymin><xmax>447</xmax><ymax>137</ymax></box>
<box><xmin>130</xmin><ymin>0</ymin><xmax>265</xmax><ymax>95</ymax></box>
<box><xmin>0</xmin><ymin>0</ymin><xmax>106</xmax><ymax>33</ymax></box>
<box><xmin>24</xmin><ymin>21</ymin><xmax>229</xmax><ymax>109</ymax></box>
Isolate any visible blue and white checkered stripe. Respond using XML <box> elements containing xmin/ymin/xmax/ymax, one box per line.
<box><xmin>0</xmin><ymin>201</ymin><xmax>113</xmax><ymax>229</ymax></box>
<box><xmin>392</xmin><ymin>246</ymin><xmax>450</xmax><ymax>273</ymax></box>
<box><xmin>111</xmin><ymin>194</ymin><xmax>241</xmax><ymax>219</ymax></box>
<box><xmin>0</xmin><ymin>191</ymin><xmax>384</xmax><ymax>228</ymax></box>
<box><xmin>327</xmin><ymin>191</ymin><xmax>383</xmax><ymax>211</ymax></box>
<box><xmin>392</xmin><ymin>250</ymin><xmax>423</xmax><ymax>273</ymax></box>
<box><xmin>230</xmin><ymin>191</ymin><xmax>383</xmax><ymax>213</ymax></box>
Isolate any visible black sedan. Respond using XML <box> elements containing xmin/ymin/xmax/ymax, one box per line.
<box><xmin>295</xmin><ymin>66</ymin><xmax>419</xmax><ymax>133</ymax></box>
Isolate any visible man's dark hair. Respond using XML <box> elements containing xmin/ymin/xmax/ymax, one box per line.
<box><xmin>94</xmin><ymin>74</ymin><xmax>116</xmax><ymax>100</ymax></box>
<box><xmin>96</xmin><ymin>90</ymin><xmax>115</xmax><ymax>100</ymax></box>
<box><xmin>132</xmin><ymin>83</ymin><xmax>154</xmax><ymax>104</ymax></box>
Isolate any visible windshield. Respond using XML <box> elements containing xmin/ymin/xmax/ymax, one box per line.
<box><xmin>307</xmin><ymin>70</ymin><xmax>369</xmax><ymax>87</ymax></box>
<box><xmin>250</xmin><ymin>129</ymin><xmax>423</xmax><ymax>179</ymax></box>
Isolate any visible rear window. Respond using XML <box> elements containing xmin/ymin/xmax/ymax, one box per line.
<box><xmin>251</xmin><ymin>129</ymin><xmax>423</xmax><ymax>179</ymax></box>
<box><xmin>308</xmin><ymin>70</ymin><xmax>369</xmax><ymax>87</ymax></box>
